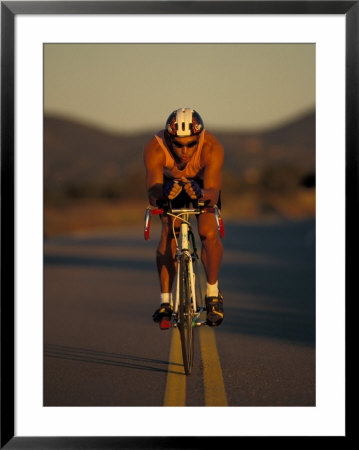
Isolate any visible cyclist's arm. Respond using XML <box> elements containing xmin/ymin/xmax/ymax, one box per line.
<box><xmin>202</xmin><ymin>132</ymin><xmax>224</xmax><ymax>206</ymax></box>
<box><xmin>144</xmin><ymin>138</ymin><xmax>165</xmax><ymax>207</ymax></box>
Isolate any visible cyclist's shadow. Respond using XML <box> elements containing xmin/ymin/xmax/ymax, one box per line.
<box><xmin>44</xmin><ymin>343</ymin><xmax>183</xmax><ymax>374</ymax></box>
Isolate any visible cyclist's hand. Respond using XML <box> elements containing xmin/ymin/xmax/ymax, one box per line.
<box><xmin>181</xmin><ymin>177</ymin><xmax>202</xmax><ymax>200</ymax></box>
<box><xmin>163</xmin><ymin>180</ymin><xmax>182</xmax><ymax>200</ymax></box>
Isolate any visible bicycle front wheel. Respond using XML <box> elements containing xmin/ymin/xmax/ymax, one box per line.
<box><xmin>178</xmin><ymin>254</ymin><xmax>194</xmax><ymax>375</ymax></box>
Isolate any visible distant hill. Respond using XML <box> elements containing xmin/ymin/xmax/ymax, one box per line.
<box><xmin>44</xmin><ymin>117</ymin><xmax>151</xmax><ymax>188</ymax></box>
<box><xmin>44</xmin><ymin>110</ymin><xmax>315</xmax><ymax>200</ymax></box>
<box><xmin>214</xmin><ymin>112</ymin><xmax>315</xmax><ymax>174</ymax></box>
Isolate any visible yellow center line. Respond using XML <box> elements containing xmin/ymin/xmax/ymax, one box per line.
<box><xmin>163</xmin><ymin>329</ymin><xmax>186</xmax><ymax>406</ymax></box>
<box><xmin>163</xmin><ymin>325</ymin><xmax>228</xmax><ymax>407</ymax></box>
<box><xmin>199</xmin><ymin>326</ymin><xmax>228</xmax><ymax>406</ymax></box>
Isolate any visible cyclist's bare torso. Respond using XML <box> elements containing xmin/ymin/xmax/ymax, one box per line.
<box><xmin>144</xmin><ymin>129</ymin><xmax>224</xmax><ymax>207</ymax></box>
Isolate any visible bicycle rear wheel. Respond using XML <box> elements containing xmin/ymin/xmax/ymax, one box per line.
<box><xmin>178</xmin><ymin>253</ymin><xmax>194</xmax><ymax>375</ymax></box>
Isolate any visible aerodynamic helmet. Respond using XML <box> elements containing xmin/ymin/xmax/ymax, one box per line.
<box><xmin>165</xmin><ymin>108</ymin><xmax>204</xmax><ymax>137</ymax></box>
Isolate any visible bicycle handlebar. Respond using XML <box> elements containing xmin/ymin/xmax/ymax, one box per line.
<box><xmin>148</xmin><ymin>206</ymin><xmax>215</xmax><ymax>215</ymax></box>
<box><xmin>144</xmin><ymin>204</ymin><xmax>225</xmax><ymax>240</ymax></box>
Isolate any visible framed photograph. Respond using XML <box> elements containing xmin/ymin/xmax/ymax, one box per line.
<box><xmin>1</xmin><ymin>1</ymin><xmax>354</xmax><ymax>447</ymax></box>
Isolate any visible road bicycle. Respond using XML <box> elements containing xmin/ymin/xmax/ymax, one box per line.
<box><xmin>144</xmin><ymin>200</ymin><xmax>224</xmax><ymax>375</ymax></box>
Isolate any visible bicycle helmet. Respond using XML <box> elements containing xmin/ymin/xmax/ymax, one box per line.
<box><xmin>166</xmin><ymin>108</ymin><xmax>204</xmax><ymax>137</ymax></box>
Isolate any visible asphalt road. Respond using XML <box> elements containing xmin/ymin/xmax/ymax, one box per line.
<box><xmin>44</xmin><ymin>218</ymin><xmax>315</xmax><ymax>407</ymax></box>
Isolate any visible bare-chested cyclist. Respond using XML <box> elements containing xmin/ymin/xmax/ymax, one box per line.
<box><xmin>144</xmin><ymin>108</ymin><xmax>224</xmax><ymax>329</ymax></box>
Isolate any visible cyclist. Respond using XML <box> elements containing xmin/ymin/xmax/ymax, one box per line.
<box><xmin>144</xmin><ymin>108</ymin><xmax>224</xmax><ymax>329</ymax></box>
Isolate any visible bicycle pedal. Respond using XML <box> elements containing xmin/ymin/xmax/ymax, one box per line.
<box><xmin>159</xmin><ymin>318</ymin><xmax>172</xmax><ymax>330</ymax></box>
<box><xmin>195</xmin><ymin>320</ymin><xmax>208</xmax><ymax>327</ymax></box>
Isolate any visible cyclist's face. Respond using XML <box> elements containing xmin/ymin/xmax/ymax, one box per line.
<box><xmin>171</xmin><ymin>136</ymin><xmax>199</xmax><ymax>162</ymax></box>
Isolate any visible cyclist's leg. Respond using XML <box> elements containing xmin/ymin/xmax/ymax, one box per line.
<box><xmin>197</xmin><ymin>211</ymin><xmax>224</xmax><ymax>326</ymax></box>
<box><xmin>197</xmin><ymin>211</ymin><xmax>223</xmax><ymax>286</ymax></box>
<box><xmin>153</xmin><ymin>215</ymin><xmax>180</xmax><ymax>327</ymax></box>
<box><xmin>156</xmin><ymin>187</ymin><xmax>188</xmax><ymax>295</ymax></box>
<box><xmin>156</xmin><ymin>214</ymin><xmax>180</xmax><ymax>295</ymax></box>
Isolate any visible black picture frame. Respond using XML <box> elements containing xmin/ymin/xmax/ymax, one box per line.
<box><xmin>1</xmin><ymin>1</ymin><xmax>354</xmax><ymax>447</ymax></box>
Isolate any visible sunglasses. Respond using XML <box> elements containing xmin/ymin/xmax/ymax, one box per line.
<box><xmin>172</xmin><ymin>139</ymin><xmax>198</xmax><ymax>149</ymax></box>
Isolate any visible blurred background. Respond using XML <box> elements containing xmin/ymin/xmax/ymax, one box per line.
<box><xmin>44</xmin><ymin>43</ymin><xmax>315</xmax><ymax>236</ymax></box>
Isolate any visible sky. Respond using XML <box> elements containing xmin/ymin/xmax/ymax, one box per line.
<box><xmin>44</xmin><ymin>43</ymin><xmax>315</xmax><ymax>134</ymax></box>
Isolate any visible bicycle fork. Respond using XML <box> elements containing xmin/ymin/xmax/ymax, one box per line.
<box><xmin>173</xmin><ymin>254</ymin><xmax>199</xmax><ymax>326</ymax></box>
<box><xmin>172</xmin><ymin>218</ymin><xmax>208</xmax><ymax>328</ymax></box>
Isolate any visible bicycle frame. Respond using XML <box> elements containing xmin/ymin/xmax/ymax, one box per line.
<box><xmin>144</xmin><ymin>202</ymin><xmax>224</xmax><ymax>374</ymax></box>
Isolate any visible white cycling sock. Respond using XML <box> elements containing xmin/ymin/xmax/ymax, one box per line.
<box><xmin>160</xmin><ymin>293</ymin><xmax>173</xmax><ymax>306</ymax></box>
<box><xmin>206</xmin><ymin>281</ymin><xmax>219</xmax><ymax>297</ymax></box>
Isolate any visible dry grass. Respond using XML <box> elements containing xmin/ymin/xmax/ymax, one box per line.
<box><xmin>222</xmin><ymin>189</ymin><xmax>315</xmax><ymax>221</ymax></box>
<box><xmin>44</xmin><ymin>199</ymin><xmax>148</xmax><ymax>237</ymax></box>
